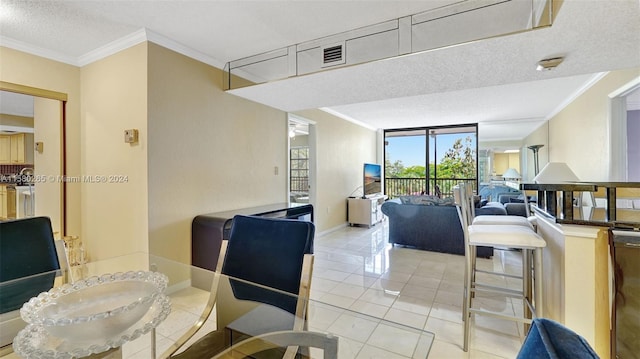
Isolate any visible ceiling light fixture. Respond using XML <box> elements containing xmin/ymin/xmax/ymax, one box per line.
<box><xmin>536</xmin><ymin>57</ymin><xmax>564</xmax><ymax>71</ymax></box>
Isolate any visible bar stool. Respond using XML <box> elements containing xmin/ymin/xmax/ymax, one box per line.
<box><xmin>454</xmin><ymin>184</ymin><xmax>546</xmax><ymax>352</ymax></box>
<box><xmin>472</xmin><ymin>214</ymin><xmax>534</xmax><ymax>228</ymax></box>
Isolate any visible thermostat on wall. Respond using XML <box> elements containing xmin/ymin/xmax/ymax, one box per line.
<box><xmin>124</xmin><ymin>129</ymin><xmax>139</xmax><ymax>143</ymax></box>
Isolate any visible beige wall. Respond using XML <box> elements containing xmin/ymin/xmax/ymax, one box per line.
<box><xmin>493</xmin><ymin>152</ymin><xmax>520</xmax><ymax>175</ymax></box>
<box><xmin>547</xmin><ymin>68</ymin><xmax>640</xmax><ymax>181</ymax></box>
<box><xmin>0</xmin><ymin>46</ymin><xmax>82</xmax><ymax>236</ymax></box>
<box><xmin>147</xmin><ymin>43</ymin><xmax>288</xmax><ymax>261</ymax></box>
<box><xmin>0</xmin><ymin>43</ymin><xmax>377</xmax><ymax>260</ymax></box>
<box><xmin>536</xmin><ymin>216</ymin><xmax>611</xmax><ymax>358</ymax></box>
<box><xmin>33</xmin><ymin>98</ymin><xmax>63</xmax><ymax>234</ymax></box>
<box><xmin>80</xmin><ymin>43</ymin><xmax>149</xmax><ymax>260</ymax></box>
<box><xmin>294</xmin><ymin>109</ymin><xmax>378</xmax><ymax>232</ymax></box>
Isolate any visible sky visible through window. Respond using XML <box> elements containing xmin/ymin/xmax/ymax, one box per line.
<box><xmin>386</xmin><ymin>133</ymin><xmax>473</xmax><ymax>167</ymax></box>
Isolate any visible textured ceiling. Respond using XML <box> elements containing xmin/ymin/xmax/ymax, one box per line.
<box><xmin>1</xmin><ymin>0</ymin><xmax>639</xmax><ymax>142</ymax></box>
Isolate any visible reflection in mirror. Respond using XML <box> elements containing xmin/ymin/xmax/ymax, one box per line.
<box><xmin>624</xmin><ymin>86</ymin><xmax>640</xmax><ymax>181</ymax></box>
<box><xmin>478</xmin><ymin>119</ymin><xmax>549</xmax><ymax>184</ymax></box>
<box><xmin>0</xmin><ymin>89</ymin><xmax>63</xmax><ymax>235</ymax></box>
<box><xmin>288</xmin><ymin>118</ymin><xmax>310</xmax><ymax>205</ymax></box>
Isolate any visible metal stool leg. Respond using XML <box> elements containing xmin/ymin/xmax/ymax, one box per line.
<box><xmin>522</xmin><ymin>249</ymin><xmax>532</xmax><ymax>333</ymax></box>
<box><xmin>534</xmin><ymin>247</ymin><xmax>544</xmax><ymax>317</ymax></box>
<box><xmin>463</xmin><ymin>244</ymin><xmax>474</xmax><ymax>352</ymax></box>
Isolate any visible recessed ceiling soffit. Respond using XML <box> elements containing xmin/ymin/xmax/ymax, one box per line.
<box><xmin>224</xmin><ymin>0</ymin><xmax>555</xmax><ymax>90</ymax></box>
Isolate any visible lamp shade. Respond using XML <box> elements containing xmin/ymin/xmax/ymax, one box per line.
<box><xmin>533</xmin><ymin>162</ymin><xmax>579</xmax><ymax>183</ymax></box>
<box><xmin>503</xmin><ymin>168</ymin><xmax>521</xmax><ymax>179</ymax></box>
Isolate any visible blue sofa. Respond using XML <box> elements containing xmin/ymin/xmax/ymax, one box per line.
<box><xmin>381</xmin><ymin>196</ymin><xmax>507</xmax><ymax>258</ymax></box>
<box><xmin>479</xmin><ymin>184</ymin><xmax>532</xmax><ymax>217</ymax></box>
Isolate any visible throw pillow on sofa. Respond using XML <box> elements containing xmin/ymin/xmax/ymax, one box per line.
<box><xmin>398</xmin><ymin>195</ymin><xmax>455</xmax><ymax>206</ymax></box>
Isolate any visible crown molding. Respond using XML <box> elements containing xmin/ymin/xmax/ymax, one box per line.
<box><xmin>319</xmin><ymin>107</ymin><xmax>378</xmax><ymax>131</ymax></box>
<box><xmin>608</xmin><ymin>76</ymin><xmax>640</xmax><ymax>98</ymax></box>
<box><xmin>0</xmin><ymin>36</ymin><xmax>78</xmax><ymax>66</ymax></box>
<box><xmin>145</xmin><ymin>29</ymin><xmax>225</xmax><ymax>69</ymax></box>
<box><xmin>545</xmin><ymin>72</ymin><xmax>608</xmax><ymax>120</ymax></box>
<box><xmin>78</xmin><ymin>28</ymin><xmax>225</xmax><ymax>68</ymax></box>
<box><xmin>2</xmin><ymin>28</ymin><xmax>226</xmax><ymax>69</ymax></box>
<box><xmin>77</xmin><ymin>28</ymin><xmax>147</xmax><ymax>67</ymax></box>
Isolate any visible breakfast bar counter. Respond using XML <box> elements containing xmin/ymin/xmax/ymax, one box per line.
<box><xmin>521</xmin><ymin>182</ymin><xmax>640</xmax><ymax>359</ymax></box>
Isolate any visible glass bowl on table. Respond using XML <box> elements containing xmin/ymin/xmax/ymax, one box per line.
<box><xmin>20</xmin><ymin>271</ymin><xmax>168</xmax><ymax>343</ymax></box>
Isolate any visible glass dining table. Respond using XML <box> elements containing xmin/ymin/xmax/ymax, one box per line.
<box><xmin>1</xmin><ymin>252</ymin><xmax>434</xmax><ymax>359</ymax></box>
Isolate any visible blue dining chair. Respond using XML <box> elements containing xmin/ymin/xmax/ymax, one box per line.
<box><xmin>516</xmin><ymin>318</ymin><xmax>600</xmax><ymax>359</ymax></box>
<box><xmin>0</xmin><ymin>216</ymin><xmax>61</xmax><ymax>348</ymax></box>
<box><xmin>163</xmin><ymin>215</ymin><xmax>315</xmax><ymax>359</ymax></box>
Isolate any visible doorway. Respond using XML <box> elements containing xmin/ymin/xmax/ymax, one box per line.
<box><xmin>287</xmin><ymin>114</ymin><xmax>316</xmax><ymax>210</ymax></box>
<box><xmin>626</xmin><ymin>87</ymin><xmax>640</xmax><ymax>181</ymax></box>
<box><xmin>609</xmin><ymin>77</ymin><xmax>640</xmax><ymax>181</ymax></box>
<box><xmin>0</xmin><ymin>82</ymin><xmax>66</xmax><ymax>235</ymax></box>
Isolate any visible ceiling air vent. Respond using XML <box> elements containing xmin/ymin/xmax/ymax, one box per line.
<box><xmin>321</xmin><ymin>42</ymin><xmax>345</xmax><ymax>67</ymax></box>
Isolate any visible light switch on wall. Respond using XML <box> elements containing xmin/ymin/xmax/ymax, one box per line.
<box><xmin>124</xmin><ymin>129</ymin><xmax>139</xmax><ymax>143</ymax></box>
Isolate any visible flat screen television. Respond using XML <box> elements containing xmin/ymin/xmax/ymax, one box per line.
<box><xmin>363</xmin><ymin>163</ymin><xmax>382</xmax><ymax>198</ymax></box>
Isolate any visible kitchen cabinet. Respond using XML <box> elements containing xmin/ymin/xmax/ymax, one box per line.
<box><xmin>0</xmin><ymin>185</ymin><xmax>6</xmax><ymax>219</ymax></box>
<box><xmin>10</xmin><ymin>133</ymin><xmax>25</xmax><ymax>163</ymax></box>
<box><xmin>0</xmin><ymin>135</ymin><xmax>10</xmax><ymax>163</ymax></box>
<box><xmin>0</xmin><ymin>133</ymin><xmax>33</xmax><ymax>165</ymax></box>
<box><xmin>0</xmin><ymin>185</ymin><xmax>17</xmax><ymax>220</ymax></box>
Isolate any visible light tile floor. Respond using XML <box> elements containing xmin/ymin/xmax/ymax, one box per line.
<box><xmin>149</xmin><ymin>221</ymin><xmax>524</xmax><ymax>359</ymax></box>
<box><xmin>4</xmin><ymin>221</ymin><xmax>526</xmax><ymax>359</ymax></box>
<box><xmin>309</xmin><ymin>221</ymin><xmax>527</xmax><ymax>358</ymax></box>
<box><xmin>142</xmin><ymin>220</ymin><xmax>527</xmax><ymax>358</ymax></box>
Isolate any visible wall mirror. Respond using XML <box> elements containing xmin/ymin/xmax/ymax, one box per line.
<box><xmin>0</xmin><ymin>82</ymin><xmax>66</xmax><ymax>236</ymax></box>
<box><xmin>478</xmin><ymin>119</ymin><xmax>549</xmax><ymax>184</ymax></box>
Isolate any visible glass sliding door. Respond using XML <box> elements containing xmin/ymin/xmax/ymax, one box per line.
<box><xmin>384</xmin><ymin>124</ymin><xmax>478</xmax><ymax>198</ymax></box>
<box><xmin>384</xmin><ymin>129</ymin><xmax>427</xmax><ymax>198</ymax></box>
<box><xmin>428</xmin><ymin>125</ymin><xmax>478</xmax><ymax>198</ymax></box>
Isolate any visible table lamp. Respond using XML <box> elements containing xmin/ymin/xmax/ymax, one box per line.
<box><xmin>533</xmin><ymin>162</ymin><xmax>579</xmax><ymax>183</ymax></box>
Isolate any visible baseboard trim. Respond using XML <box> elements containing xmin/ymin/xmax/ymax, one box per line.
<box><xmin>316</xmin><ymin>223</ymin><xmax>349</xmax><ymax>238</ymax></box>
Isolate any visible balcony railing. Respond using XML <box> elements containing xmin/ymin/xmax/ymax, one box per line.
<box><xmin>385</xmin><ymin>177</ymin><xmax>477</xmax><ymax>199</ymax></box>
